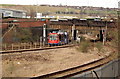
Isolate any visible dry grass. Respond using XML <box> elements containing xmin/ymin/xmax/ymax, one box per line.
<box><xmin>1</xmin><ymin>5</ymin><xmax>117</xmax><ymax>18</ymax></box>
<box><xmin>1</xmin><ymin>5</ymin><xmax>78</xmax><ymax>13</ymax></box>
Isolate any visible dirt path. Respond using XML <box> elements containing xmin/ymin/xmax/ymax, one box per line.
<box><xmin>2</xmin><ymin>46</ymin><xmax>113</xmax><ymax>77</ymax></box>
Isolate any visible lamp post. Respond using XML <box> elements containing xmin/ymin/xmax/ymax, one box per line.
<box><xmin>36</xmin><ymin>0</ymin><xmax>38</xmax><ymax>20</ymax></box>
<box><xmin>117</xmin><ymin>10</ymin><xmax>120</xmax><ymax>53</ymax></box>
<box><xmin>103</xmin><ymin>8</ymin><xmax>109</xmax><ymax>45</ymax></box>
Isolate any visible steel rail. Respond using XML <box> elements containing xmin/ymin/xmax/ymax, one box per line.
<box><xmin>31</xmin><ymin>53</ymin><xmax>112</xmax><ymax>79</ymax></box>
<box><xmin>1</xmin><ymin>44</ymin><xmax>77</xmax><ymax>54</ymax></box>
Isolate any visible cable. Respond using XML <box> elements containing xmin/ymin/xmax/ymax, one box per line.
<box><xmin>92</xmin><ymin>70</ymin><xmax>100</xmax><ymax>79</ymax></box>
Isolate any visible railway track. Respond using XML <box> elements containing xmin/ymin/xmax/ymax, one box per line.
<box><xmin>1</xmin><ymin>44</ymin><xmax>77</xmax><ymax>54</ymax></box>
<box><xmin>31</xmin><ymin>52</ymin><xmax>113</xmax><ymax>79</ymax></box>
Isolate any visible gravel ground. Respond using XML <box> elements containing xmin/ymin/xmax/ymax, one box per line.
<box><xmin>2</xmin><ymin>46</ymin><xmax>113</xmax><ymax>77</ymax></box>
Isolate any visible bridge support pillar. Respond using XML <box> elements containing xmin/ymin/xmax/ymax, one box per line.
<box><xmin>72</xmin><ymin>24</ymin><xmax>77</xmax><ymax>41</ymax></box>
<box><xmin>43</xmin><ymin>24</ymin><xmax>47</xmax><ymax>46</ymax></box>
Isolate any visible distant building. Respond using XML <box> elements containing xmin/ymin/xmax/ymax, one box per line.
<box><xmin>0</xmin><ymin>8</ymin><xmax>26</xmax><ymax>18</ymax></box>
<box><xmin>36</xmin><ymin>13</ymin><xmax>42</xmax><ymax>18</ymax></box>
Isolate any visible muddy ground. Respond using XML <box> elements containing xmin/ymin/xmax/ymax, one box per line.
<box><xmin>2</xmin><ymin>46</ymin><xmax>114</xmax><ymax>77</ymax></box>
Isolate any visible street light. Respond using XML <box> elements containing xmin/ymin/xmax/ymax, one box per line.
<box><xmin>36</xmin><ymin>0</ymin><xmax>39</xmax><ymax>20</ymax></box>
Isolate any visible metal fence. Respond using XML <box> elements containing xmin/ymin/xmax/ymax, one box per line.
<box><xmin>2</xmin><ymin>42</ymin><xmax>45</xmax><ymax>51</ymax></box>
<box><xmin>69</xmin><ymin>59</ymin><xmax>120</xmax><ymax>79</ymax></box>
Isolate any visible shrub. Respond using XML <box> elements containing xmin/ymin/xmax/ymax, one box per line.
<box><xmin>95</xmin><ymin>42</ymin><xmax>103</xmax><ymax>53</ymax></box>
<box><xmin>107</xmin><ymin>29</ymin><xmax>118</xmax><ymax>47</ymax></box>
<box><xmin>77</xmin><ymin>41</ymin><xmax>91</xmax><ymax>53</ymax></box>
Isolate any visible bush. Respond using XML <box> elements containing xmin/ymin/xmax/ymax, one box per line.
<box><xmin>80</xmin><ymin>36</ymin><xmax>86</xmax><ymax>42</ymax></box>
<box><xmin>16</xmin><ymin>27</ymin><xmax>33</xmax><ymax>42</ymax></box>
<box><xmin>107</xmin><ymin>29</ymin><xmax>118</xmax><ymax>47</ymax></box>
<box><xmin>77</xmin><ymin>41</ymin><xmax>91</xmax><ymax>53</ymax></box>
<box><xmin>95</xmin><ymin>42</ymin><xmax>103</xmax><ymax>53</ymax></box>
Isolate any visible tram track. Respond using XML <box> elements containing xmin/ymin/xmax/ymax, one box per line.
<box><xmin>1</xmin><ymin>44</ymin><xmax>77</xmax><ymax>54</ymax></box>
<box><xmin>1</xmin><ymin>42</ymin><xmax>116</xmax><ymax>78</ymax></box>
<box><xmin>31</xmin><ymin>52</ymin><xmax>113</xmax><ymax>79</ymax></box>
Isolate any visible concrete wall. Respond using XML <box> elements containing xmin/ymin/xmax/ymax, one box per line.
<box><xmin>70</xmin><ymin>59</ymin><xmax>120</xmax><ymax>78</ymax></box>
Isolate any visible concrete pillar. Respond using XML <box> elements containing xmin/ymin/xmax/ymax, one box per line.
<box><xmin>43</xmin><ymin>24</ymin><xmax>46</xmax><ymax>45</ymax></box>
<box><xmin>72</xmin><ymin>24</ymin><xmax>75</xmax><ymax>40</ymax></box>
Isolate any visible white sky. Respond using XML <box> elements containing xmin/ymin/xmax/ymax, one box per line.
<box><xmin>1</xmin><ymin>0</ymin><xmax>120</xmax><ymax>8</ymax></box>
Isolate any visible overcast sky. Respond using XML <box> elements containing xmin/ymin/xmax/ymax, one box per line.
<box><xmin>1</xmin><ymin>0</ymin><xmax>119</xmax><ymax>8</ymax></box>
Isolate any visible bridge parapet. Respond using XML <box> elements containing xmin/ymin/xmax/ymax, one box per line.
<box><xmin>50</xmin><ymin>19</ymin><xmax>116</xmax><ymax>28</ymax></box>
